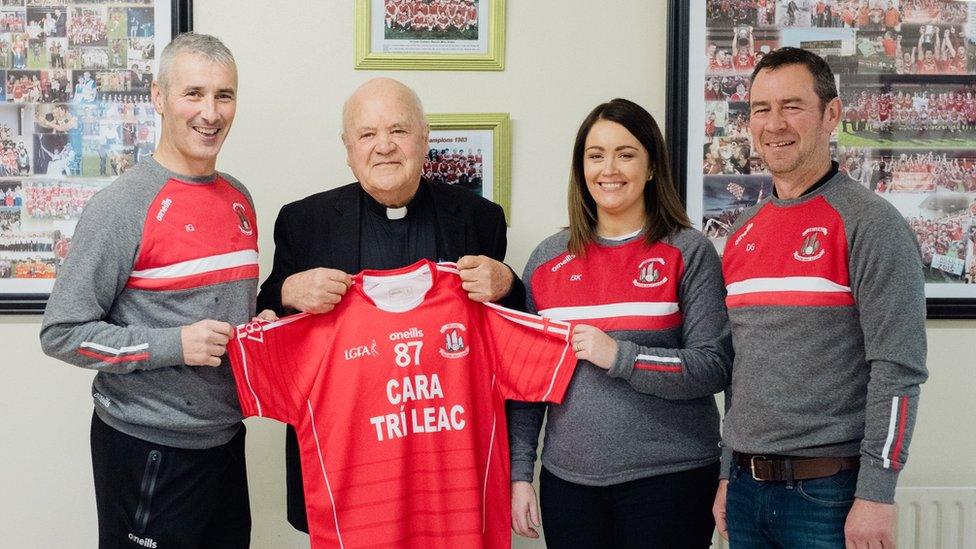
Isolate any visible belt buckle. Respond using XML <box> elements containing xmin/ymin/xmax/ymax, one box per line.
<box><xmin>750</xmin><ymin>455</ymin><xmax>767</xmax><ymax>481</ymax></box>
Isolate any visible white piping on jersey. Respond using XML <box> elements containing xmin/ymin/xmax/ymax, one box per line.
<box><xmin>541</xmin><ymin>341</ymin><xmax>573</xmax><ymax>402</ymax></box>
<box><xmin>436</xmin><ymin>262</ymin><xmax>460</xmax><ymax>274</ymax></box>
<box><xmin>129</xmin><ymin>249</ymin><xmax>258</xmax><ymax>279</ymax></box>
<box><xmin>308</xmin><ymin>400</ymin><xmax>345</xmax><ymax>549</ymax></box>
<box><xmin>636</xmin><ymin>354</ymin><xmax>682</xmax><ymax>364</ymax></box>
<box><xmin>537</xmin><ymin>301</ymin><xmax>679</xmax><ymax>321</ymax></box>
<box><xmin>79</xmin><ymin>341</ymin><xmax>149</xmax><ymax>355</ymax></box>
<box><xmin>485</xmin><ymin>302</ymin><xmax>572</xmax><ymax>338</ymax></box>
<box><xmin>235</xmin><ymin>336</ymin><xmax>262</xmax><ymax>417</ymax></box>
<box><xmin>726</xmin><ymin>276</ymin><xmax>851</xmax><ymax>295</ymax></box>
<box><xmin>598</xmin><ymin>228</ymin><xmax>642</xmax><ymax>241</ymax></box>
<box><xmin>481</xmin><ymin>375</ymin><xmax>497</xmax><ymax>534</ymax></box>
<box><xmin>244</xmin><ymin>313</ymin><xmax>310</xmax><ymax>332</ymax></box>
<box><xmin>881</xmin><ymin>397</ymin><xmax>899</xmax><ymax>469</ymax></box>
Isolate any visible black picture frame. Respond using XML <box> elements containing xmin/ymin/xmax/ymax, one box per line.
<box><xmin>666</xmin><ymin>0</ymin><xmax>976</xmax><ymax>319</ymax></box>
<box><xmin>0</xmin><ymin>0</ymin><xmax>192</xmax><ymax>315</ymax></box>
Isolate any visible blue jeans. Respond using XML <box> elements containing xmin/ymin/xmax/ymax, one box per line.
<box><xmin>725</xmin><ymin>461</ymin><xmax>856</xmax><ymax>548</ymax></box>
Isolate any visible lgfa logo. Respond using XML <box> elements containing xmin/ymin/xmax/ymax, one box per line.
<box><xmin>793</xmin><ymin>227</ymin><xmax>827</xmax><ymax>262</ymax></box>
<box><xmin>345</xmin><ymin>339</ymin><xmax>379</xmax><ymax>361</ymax></box>
<box><xmin>233</xmin><ymin>203</ymin><xmax>253</xmax><ymax>236</ymax></box>
<box><xmin>439</xmin><ymin>323</ymin><xmax>469</xmax><ymax>358</ymax></box>
<box><xmin>633</xmin><ymin>258</ymin><xmax>668</xmax><ymax>288</ymax></box>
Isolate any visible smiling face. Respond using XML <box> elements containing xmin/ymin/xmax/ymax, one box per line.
<box><xmin>151</xmin><ymin>52</ymin><xmax>237</xmax><ymax>176</ymax></box>
<box><xmin>342</xmin><ymin>79</ymin><xmax>429</xmax><ymax>207</ymax></box>
<box><xmin>749</xmin><ymin>63</ymin><xmax>840</xmax><ymax>192</ymax></box>
<box><xmin>582</xmin><ymin>119</ymin><xmax>651</xmax><ymax>229</ymax></box>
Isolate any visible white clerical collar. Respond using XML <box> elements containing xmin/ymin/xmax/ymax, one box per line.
<box><xmin>386</xmin><ymin>206</ymin><xmax>407</xmax><ymax>220</ymax></box>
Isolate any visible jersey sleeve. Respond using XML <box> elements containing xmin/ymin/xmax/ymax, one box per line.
<box><xmin>482</xmin><ymin>303</ymin><xmax>577</xmax><ymax>403</ymax></box>
<box><xmin>226</xmin><ymin>313</ymin><xmax>335</xmax><ymax>425</ymax></box>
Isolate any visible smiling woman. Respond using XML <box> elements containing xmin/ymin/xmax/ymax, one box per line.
<box><xmin>508</xmin><ymin>98</ymin><xmax>732</xmax><ymax>549</ymax></box>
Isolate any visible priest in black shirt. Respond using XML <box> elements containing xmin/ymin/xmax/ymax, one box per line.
<box><xmin>256</xmin><ymin>77</ymin><xmax>525</xmax><ymax>533</ymax></box>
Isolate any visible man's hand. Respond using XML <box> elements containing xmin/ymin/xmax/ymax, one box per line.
<box><xmin>571</xmin><ymin>324</ymin><xmax>618</xmax><ymax>370</ymax></box>
<box><xmin>511</xmin><ymin>481</ymin><xmax>541</xmax><ymax>539</ymax></box>
<box><xmin>181</xmin><ymin>319</ymin><xmax>233</xmax><ymax>367</ymax></box>
<box><xmin>252</xmin><ymin>309</ymin><xmax>279</xmax><ymax>322</ymax></box>
<box><xmin>281</xmin><ymin>268</ymin><xmax>352</xmax><ymax>313</ymax></box>
<box><xmin>457</xmin><ymin>255</ymin><xmax>514</xmax><ymax>303</ymax></box>
<box><xmin>713</xmin><ymin>479</ymin><xmax>729</xmax><ymax>541</ymax></box>
<box><xmin>845</xmin><ymin>498</ymin><xmax>896</xmax><ymax>548</ymax></box>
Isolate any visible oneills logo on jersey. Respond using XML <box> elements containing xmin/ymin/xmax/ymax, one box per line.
<box><xmin>793</xmin><ymin>227</ymin><xmax>827</xmax><ymax>262</ymax></box>
<box><xmin>439</xmin><ymin>323</ymin><xmax>469</xmax><ymax>358</ymax></box>
<box><xmin>232</xmin><ymin>203</ymin><xmax>253</xmax><ymax>235</ymax></box>
<box><xmin>242</xmin><ymin>321</ymin><xmax>265</xmax><ymax>343</ymax></box>
<box><xmin>633</xmin><ymin>258</ymin><xmax>668</xmax><ymax>288</ymax></box>
<box><xmin>345</xmin><ymin>339</ymin><xmax>379</xmax><ymax>361</ymax></box>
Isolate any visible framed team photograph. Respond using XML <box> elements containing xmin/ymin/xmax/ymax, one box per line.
<box><xmin>425</xmin><ymin>112</ymin><xmax>511</xmax><ymax>222</ymax></box>
<box><xmin>667</xmin><ymin>0</ymin><xmax>976</xmax><ymax>318</ymax></box>
<box><xmin>0</xmin><ymin>0</ymin><xmax>190</xmax><ymax>314</ymax></box>
<box><xmin>354</xmin><ymin>0</ymin><xmax>505</xmax><ymax>70</ymax></box>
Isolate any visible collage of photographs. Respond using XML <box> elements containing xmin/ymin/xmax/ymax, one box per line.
<box><xmin>701</xmin><ymin>0</ymin><xmax>976</xmax><ymax>286</ymax></box>
<box><xmin>0</xmin><ymin>0</ymin><xmax>156</xmax><ymax>287</ymax></box>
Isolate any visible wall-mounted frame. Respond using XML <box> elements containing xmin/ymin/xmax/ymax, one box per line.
<box><xmin>0</xmin><ymin>0</ymin><xmax>191</xmax><ymax>315</ymax></box>
<box><xmin>355</xmin><ymin>0</ymin><xmax>505</xmax><ymax>71</ymax></box>
<box><xmin>667</xmin><ymin>0</ymin><xmax>976</xmax><ymax>319</ymax></box>
<box><xmin>425</xmin><ymin>112</ymin><xmax>510</xmax><ymax>223</ymax></box>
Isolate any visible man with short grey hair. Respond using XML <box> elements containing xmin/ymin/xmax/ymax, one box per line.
<box><xmin>41</xmin><ymin>33</ymin><xmax>257</xmax><ymax>547</ymax></box>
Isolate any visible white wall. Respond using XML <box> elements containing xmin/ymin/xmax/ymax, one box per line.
<box><xmin>1</xmin><ymin>1</ymin><xmax>973</xmax><ymax>547</ymax></box>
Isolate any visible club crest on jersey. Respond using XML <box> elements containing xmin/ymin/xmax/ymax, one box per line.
<box><xmin>439</xmin><ymin>323</ymin><xmax>469</xmax><ymax>358</ymax></box>
<box><xmin>345</xmin><ymin>339</ymin><xmax>379</xmax><ymax>361</ymax></box>
<box><xmin>793</xmin><ymin>227</ymin><xmax>827</xmax><ymax>262</ymax></box>
<box><xmin>233</xmin><ymin>203</ymin><xmax>253</xmax><ymax>236</ymax></box>
<box><xmin>633</xmin><ymin>258</ymin><xmax>668</xmax><ymax>288</ymax></box>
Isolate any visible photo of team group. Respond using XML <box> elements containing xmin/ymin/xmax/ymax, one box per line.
<box><xmin>424</xmin><ymin>127</ymin><xmax>492</xmax><ymax>198</ymax></box>
<box><xmin>384</xmin><ymin>0</ymin><xmax>479</xmax><ymax>41</ymax></box>
<box><xmin>700</xmin><ymin>0</ymin><xmax>976</xmax><ymax>286</ymax></box>
<box><xmin>0</xmin><ymin>0</ymin><xmax>158</xmax><ymax>290</ymax></box>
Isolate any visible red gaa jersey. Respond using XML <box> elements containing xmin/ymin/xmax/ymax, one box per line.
<box><xmin>227</xmin><ymin>260</ymin><xmax>576</xmax><ymax>549</ymax></box>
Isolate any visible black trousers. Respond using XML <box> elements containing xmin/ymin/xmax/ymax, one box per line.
<box><xmin>539</xmin><ymin>462</ymin><xmax>719</xmax><ymax>549</ymax></box>
<box><xmin>90</xmin><ymin>412</ymin><xmax>251</xmax><ymax>549</ymax></box>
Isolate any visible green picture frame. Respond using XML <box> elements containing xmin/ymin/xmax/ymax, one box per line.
<box><xmin>355</xmin><ymin>0</ymin><xmax>505</xmax><ymax>71</ymax></box>
<box><xmin>425</xmin><ymin>113</ymin><xmax>511</xmax><ymax>223</ymax></box>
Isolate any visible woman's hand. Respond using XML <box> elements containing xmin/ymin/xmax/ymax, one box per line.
<box><xmin>571</xmin><ymin>324</ymin><xmax>618</xmax><ymax>370</ymax></box>
<box><xmin>511</xmin><ymin>481</ymin><xmax>541</xmax><ymax>539</ymax></box>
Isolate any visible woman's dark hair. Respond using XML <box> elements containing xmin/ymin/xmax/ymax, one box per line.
<box><xmin>567</xmin><ymin>98</ymin><xmax>690</xmax><ymax>255</ymax></box>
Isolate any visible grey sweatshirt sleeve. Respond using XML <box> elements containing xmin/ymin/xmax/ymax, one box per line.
<box><xmin>40</xmin><ymin>188</ymin><xmax>184</xmax><ymax>374</ymax></box>
<box><xmin>507</xmin><ymin>242</ymin><xmax>553</xmax><ymax>483</ymax></box>
<box><xmin>847</xmin><ymin>201</ymin><xmax>928</xmax><ymax>503</ymax></box>
<box><xmin>607</xmin><ymin>231</ymin><xmax>733</xmax><ymax>400</ymax></box>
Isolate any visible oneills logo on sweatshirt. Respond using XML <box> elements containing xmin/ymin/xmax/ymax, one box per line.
<box><xmin>633</xmin><ymin>258</ymin><xmax>668</xmax><ymax>288</ymax></box>
<box><xmin>155</xmin><ymin>197</ymin><xmax>172</xmax><ymax>221</ymax></box>
<box><xmin>793</xmin><ymin>227</ymin><xmax>827</xmax><ymax>262</ymax></box>
<box><xmin>233</xmin><ymin>203</ymin><xmax>253</xmax><ymax>236</ymax></box>
<box><xmin>439</xmin><ymin>323</ymin><xmax>469</xmax><ymax>358</ymax></box>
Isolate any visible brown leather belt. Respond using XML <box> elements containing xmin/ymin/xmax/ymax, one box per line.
<box><xmin>734</xmin><ymin>453</ymin><xmax>859</xmax><ymax>482</ymax></box>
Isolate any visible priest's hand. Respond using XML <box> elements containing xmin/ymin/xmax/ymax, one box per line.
<box><xmin>281</xmin><ymin>268</ymin><xmax>353</xmax><ymax>313</ymax></box>
<box><xmin>457</xmin><ymin>255</ymin><xmax>514</xmax><ymax>303</ymax></box>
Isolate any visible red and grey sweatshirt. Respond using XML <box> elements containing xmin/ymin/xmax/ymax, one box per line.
<box><xmin>721</xmin><ymin>170</ymin><xmax>928</xmax><ymax>504</ymax></box>
<box><xmin>40</xmin><ymin>157</ymin><xmax>259</xmax><ymax>449</ymax></box>
<box><xmin>508</xmin><ymin>228</ymin><xmax>732</xmax><ymax>485</ymax></box>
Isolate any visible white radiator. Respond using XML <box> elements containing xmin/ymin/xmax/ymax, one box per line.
<box><xmin>710</xmin><ymin>487</ymin><xmax>976</xmax><ymax>549</ymax></box>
